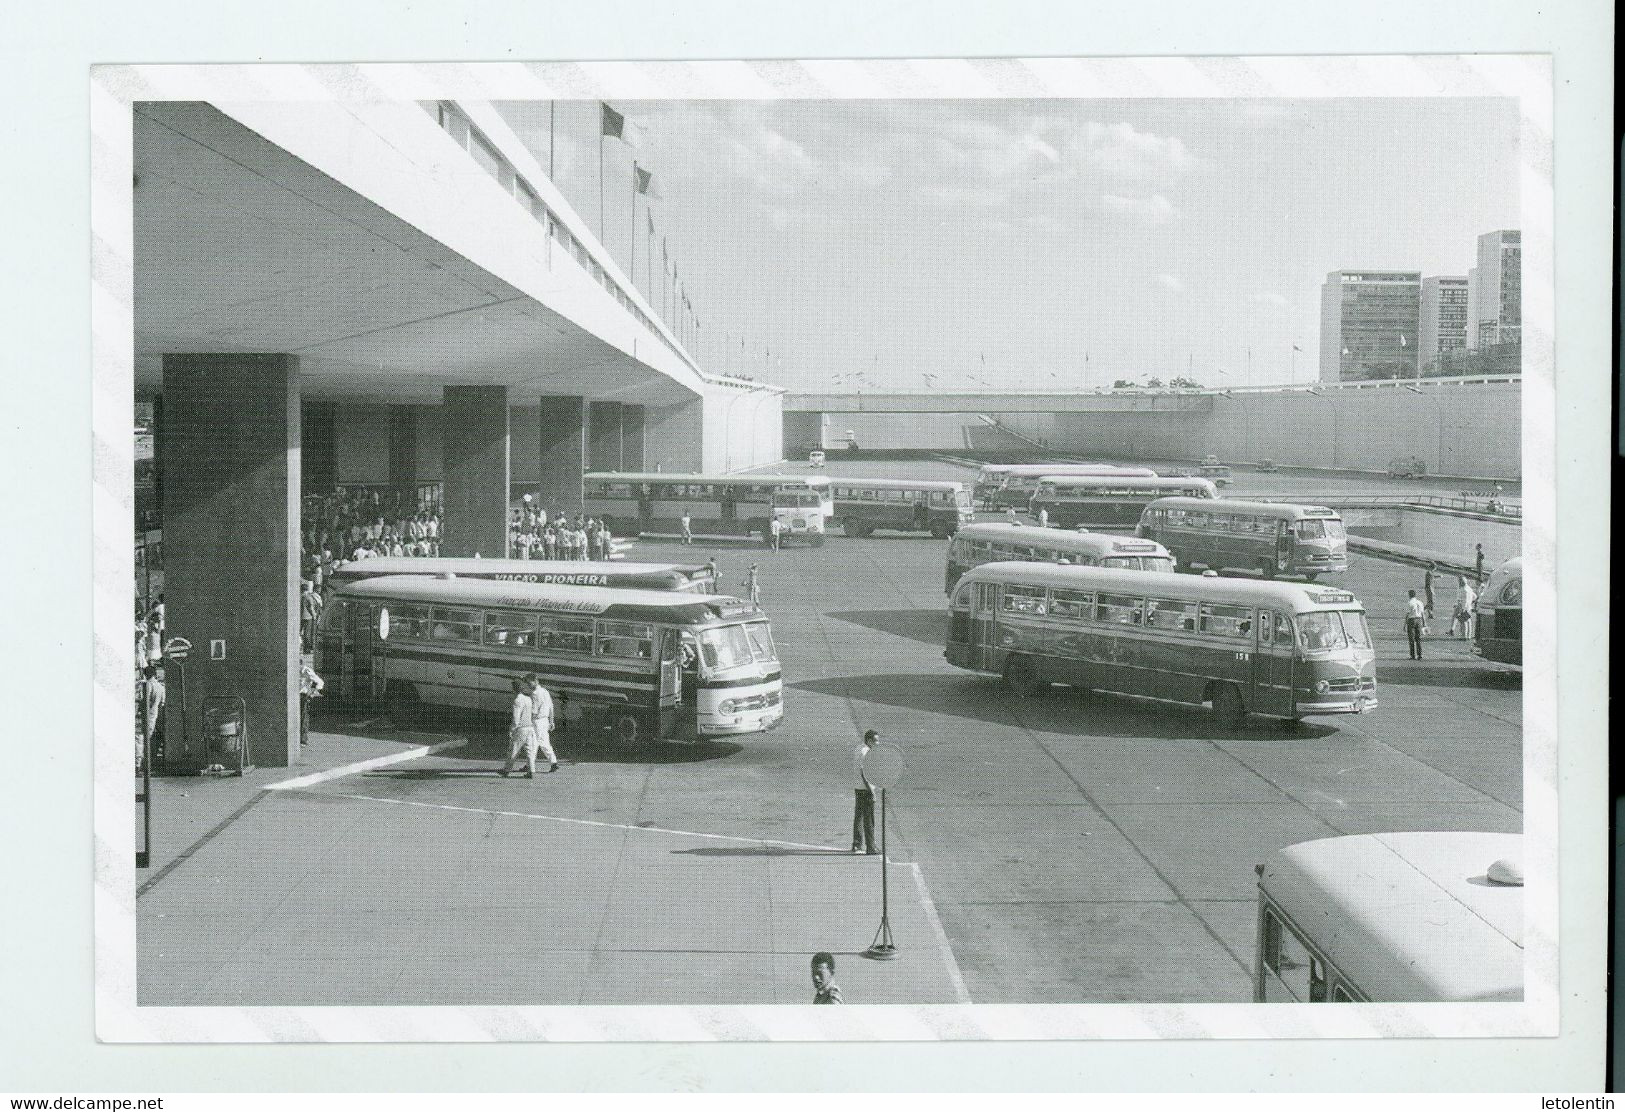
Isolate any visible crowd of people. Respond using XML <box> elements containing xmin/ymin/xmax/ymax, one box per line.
<box><xmin>508</xmin><ymin>495</ymin><xmax>616</xmax><ymax>562</ymax></box>
<box><xmin>1402</xmin><ymin>560</ymin><xmax>1480</xmax><ymax>660</ymax></box>
<box><xmin>301</xmin><ymin>486</ymin><xmax>445</xmax><ymax>591</ymax></box>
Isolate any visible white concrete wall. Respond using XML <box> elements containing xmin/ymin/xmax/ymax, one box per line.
<box><xmin>701</xmin><ymin>387</ymin><xmax>783</xmax><ymax>472</ymax></box>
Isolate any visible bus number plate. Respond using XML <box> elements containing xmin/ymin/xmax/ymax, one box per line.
<box><xmin>1234</xmin><ymin>651</ymin><xmax>1249</xmax><ymax>661</ymax></box>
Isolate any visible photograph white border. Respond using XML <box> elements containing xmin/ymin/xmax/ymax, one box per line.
<box><xmin>91</xmin><ymin>56</ymin><xmax>1561</xmax><ymax>1045</ymax></box>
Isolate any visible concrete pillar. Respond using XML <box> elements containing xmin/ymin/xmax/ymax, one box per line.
<box><xmin>160</xmin><ymin>353</ymin><xmax>300</xmax><ymax>769</ymax></box>
<box><xmin>539</xmin><ymin>395</ymin><xmax>587</xmax><ymax>513</ymax></box>
<box><xmin>387</xmin><ymin>404</ymin><xmax>418</xmax><ymax>502</ymax></box>
<box><xmin>620</xmin><ymin>404</ymin><xmax>646</xmax><ymax>472</ymax></box>
<box><xmin>589</xmin><ymin>401</ymin><xmax>624</xmax><ymax>471</ymax></box>
<box><xmin>440</xmin><ymin>386</ymin><xmax>510</xmax><ymax>558</ymax></box>
<box><xmin>301</xmin><ymin>399</ymin><xmax>337</xmax><ymax>493</ymax></box>
<box><xmin>645</xmin><ymin>396</ymin><xmax>705</xmax><ymax>474</ymax></box>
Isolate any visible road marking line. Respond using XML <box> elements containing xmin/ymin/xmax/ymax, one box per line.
<box><xmin>265</xmin><ymin>738</ymin><xmax>467</xmax><ymax>792</ymax></box>
<box><xmin>316</xmin><ymin>790</ymin><xmax>848</xmax><ymax>852</ymax></box>
<box><xmin>906</xmin><ymin>861</ymin><xmax>972</xmax><ymax>1004</ymax></box>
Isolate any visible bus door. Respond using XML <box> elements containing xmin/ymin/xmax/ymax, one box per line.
<box><xmin>972</xmin><ymin>581</ymin><xmax>999</xmax><ymax>671</ymax></box>
<box><xmin>350</xmin><ymin>600</ymin><xmax>378</xmax><ymax>700</ymax></box>
<box><xmin>678</xmin><ymin>632</ymin><xmax>700</xmax><ymax>723</ymax></box>
<box><xmin>1251</xmin><ymin>609</ymin><xmax>1294</xmax><ymax>716</ymax></box>
<box><xmin>657</xmin><ymin>628</ymin><xmax>689</xmax><ymax>737</ymax></box>
<box><xmin>912</xmin><ymin>494</ymin><xmax>929</xmax><ymax>533</ymax></box>
<box><xmin>637</xmin><ymin>483</ymin><xmax>655</xmax><ymax>533</ymax></box>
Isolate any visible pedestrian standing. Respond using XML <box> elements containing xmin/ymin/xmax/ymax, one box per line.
<box><xmin>141</xmin><ymin>664</ymin><xmax>165</xmax><ymax>769</ymax></box>
<box><xmin>1037</xmin><ymin>507</ymin><xmax>1049</xmax><ymax>529</ymax></box>
<box><xmin>850</xmin><ymin>729</ymin><xmax>878</xmax><ymax>854</ymax></box>
<box><xmin>1005</xmin><ymin>507</ymin><xmax>1018</xmax><ymax>526</ymax></box>
<box><xmin>500</xmin><ymin>678</ymin><xmax>540</xmax><ymax>778</ymax></box>
<box><xmin>298</xmin><ymin>660</ymin><xmax>324</xmax><ymax>745</ymax></box>
<box><xmin>299</xmin><ymin>580</ymin><xmax>322</xmax><ymax>653</ymax></box>
<box><xmin>681</xmin><ymin>510</ymin><xmax>693</xmax><ymax>545</ymax></box>
<box><xmin>1453</xmin><ymin>576</ymin><xmax>1478</xmax><ymax>640</ymax></box>
<box><xmin>1474</xmin><ymin>544</ymin><xmax>1486</xmax><ymax>584</ymax></box>
<box><xmin>597</xmin><ymin>525</ymin><xmax>613</xmax><ymax>561</ymax></box>
<box><xmin>705</xmin><ymin>557</ymin><xmax>718</xmax><ymax>588</ymax></box>
<box><xmin>1423</xmin><ymin>562</ymin><xmax>1437</xmax><ymax>624</ymax></box>
<box><xmin>1404</xmin><ymin>589</ymin><xmax>1425</xmax><ymax>660</ymax></box>
<box><xmin>769</xmin><ymin>516</ymin><xmax>783</xmax><ymax>551</ymax></box>
<box><xmin>525</xmin><ymin>673</ymin><xmax>559</xmax><ymax>774</ymax></box>
<box><xmin>743</xmin><ymin>563</ymin><xmax>761</xmax><ymax>607</ymax></box>
<box><xmin>516</xmin><ymin>530</ymin><xmax>534</xmax><ymax>561</ymax></box>
<box><xmin>810</xmin><ymin>952</ymin><xmax>844</xmax><ymax>1004</ymax></box>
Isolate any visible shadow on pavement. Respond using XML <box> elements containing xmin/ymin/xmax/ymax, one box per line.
<box><xmin>791</xmin><ymin>672</ymin><xmax>1338</xmax><ymax>743</ymax></box>
<box><xmin>827</xmin><ymin>608</ymin><xmax>948</xmax><ymax>645</ymax></box>
<box><xmin>669</xmin><ymin>845</ymin><xmax>849</xmax><ymax>857</ymax></box>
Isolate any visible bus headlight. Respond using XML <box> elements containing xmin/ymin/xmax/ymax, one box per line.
<box><xmin>719</xmin><ymin>699</ymin><xmax>737</xmax><ymax>714</ymax></box>
<box><xmin>1315</xmin><ymin>680</ymin><xmax>1330</xmax><ymax>694</ymax></box>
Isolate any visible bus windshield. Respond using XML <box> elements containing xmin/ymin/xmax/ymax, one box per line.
<box><xmin>1103</xmin><ymin>555</ymin><xmax>1176</xmax><ymax>572</ymax></box>
<box><xmin>699</xmin><ymin>621</ymin><xmax>778</xmax><ymax>669</ymax></box>
<box><xmin>1296</xmin><ymin>519</ymin><xmax>1346</xmax><ymax>540</ymax></box>
<box><xmin>774</xmin><ymin>491</ymin><xmax>823</xmax><ymax>508</ymax></box>
<box><xmin>1297</xmin><ymin>611</ymin><xmax>1370</xmax><ymax>652</ymax></box>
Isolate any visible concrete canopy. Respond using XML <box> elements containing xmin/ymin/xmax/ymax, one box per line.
<box><xmin>133</xmin><ymin>101</ymin><xmax>697</xmax><ymax>407</ymax></box>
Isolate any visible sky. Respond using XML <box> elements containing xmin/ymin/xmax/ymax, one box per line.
<box><xmin>493</xmin><ymin>97</ymin><xmax>1520</xmax><ymax>392</ymax></box>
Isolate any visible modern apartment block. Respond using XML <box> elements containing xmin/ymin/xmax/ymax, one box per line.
<box><xmin>1318</xmin><ymin>270</ymin><xmax>1421</xmax><ymax>382</ymax></box>
<box><xmin>1419</xmin><ymin>275</ymin><xmax>1470</xmax><ymax>372</ymax></box>
<box><xmin>1466</xmin><ymin>229</ymin><xmax>1521</xmax><ymax>350</ymax></box>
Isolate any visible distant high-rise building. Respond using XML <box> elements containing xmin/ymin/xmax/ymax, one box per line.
<box><xmin>1466</xmin><ymin>229</ymin><xmax>1521</xmax><ymax>351</ymax></box>
<box><xmin>1419</xmin><ymin>276</ymin><xmax>1469</xmax><ymax>373</ymax></box>
<box><xmin>1319</xmin><ymin>270</ymin><xmax>1421</xmax><ymax>382</ymax></box>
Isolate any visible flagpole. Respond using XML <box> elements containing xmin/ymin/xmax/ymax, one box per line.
<box><xmin>598</xmin><ymin>127</ymin><xmax>605</xmax><ymax>242</ymax></box>
<box><xmin>549</xmin><ymin>102</ymin><xmax>555</xmax><ymax>179</ymax></box>
<box><xmin>630</xmin><ymin>166</ymin><xmax>637</xmax><ymax>295</ymax></box>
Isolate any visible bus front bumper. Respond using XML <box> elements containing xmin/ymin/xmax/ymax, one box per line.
<box><xmin>699</xmin><ymin>706</ymin><xmax>785</xmax><ymax>735</ymax></box>
<box><xmin>1294</xmin><ymin>695</ymin><xmax>1377</xmax><ymax>715</ymax></box>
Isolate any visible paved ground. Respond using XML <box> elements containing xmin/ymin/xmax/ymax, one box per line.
<box><xmin>137</xmin><ymin>459</ymin><xmax>1520</xmax><ymax>1006</ymax></box>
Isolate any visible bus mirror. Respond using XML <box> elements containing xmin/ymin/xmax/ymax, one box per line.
<box><xmin>377</xmin><ymin>607</ymin><xmax>391</xmax><ymax>641</ymax></box>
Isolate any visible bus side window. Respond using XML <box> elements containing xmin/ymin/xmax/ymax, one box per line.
<box><xmin>1200</xmin><ymin>603</ymin><xmax>1252</xmax><ymax>638</ymax></box>
<box><xmin>1095</xmin><ymin>593</ymin><xmax>1142</xmax><ymax>625</ymax></box>
<box><xmin>1269</xmin><ymin>910</ymin><xmax>1325</xmax><ymax>1002</ymax></box>
<box><xmin>1273</xmin><ymin>611</ymin><xmax>1295</xmax><ymax>647</ymax></box>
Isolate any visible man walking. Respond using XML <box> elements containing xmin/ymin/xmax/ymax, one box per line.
<box><xmin>768</xmin><ymin>515</ymin><xmax>783</xmax><ymax>551</ymax></box>
<box><xmin>526</xmin><ymin>673</ymin><xmax>559</xmax><ymax>774</ymax></box>
<box><xmin>1474</xmin><ymin>543</ymin><xmax>1486</xmax><ymax>584</ymax></box>
<box><xmin>743</xmin><ymin>563</ymin><xmax>761</xmax><ymax>607</ymax></box>
<box><xmin>501</xmin><ymin>678</ymin><xmax>540</xmax><ymax>779</ymax></box>
<box><xmin>851</xmin><ymin>729</ymin><xmax>878</xmax><ymax>854</ymax></box>
<box><xmin>1404</xmin><ymin>589</ymin><xmax>1425</xmax><ymax>660</ymax></box>
<box><xmin>810</xmin><ymin>952</ymin><xmax>844</xmax><ymax>1004</ymax></box>
<box><xmin>298</xmin><ymin>660</ymin><xmax>324</xmax><ymax>745</ymax></box>
<box><xmin>680</xmin><ymin>510</ymin><xmax>693</xmax><ymax>545</ymax></box>
<box><xmin>1452</xmin><ymin>576</ymin><xmax>1478</xmax><ymax>640</ymax></box>
<box><xmin>1423</xmin><ymin>562</ymin><xmax>1437</xmax><ymax>624</ymax></box>
<box><xmin>299</xmin><ymin>580</ymin><xmax>322</xmax><ymax>654</ymax></box>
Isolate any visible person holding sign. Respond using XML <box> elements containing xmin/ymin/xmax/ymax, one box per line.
<box><xmin>851</xmin><ymin>729</ymin><xmax>878</xmax><ymax>854</ymax></box>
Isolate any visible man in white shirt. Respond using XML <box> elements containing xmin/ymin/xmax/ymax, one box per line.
<box><xmin>1404</xmin><ymin>589</ymin><xmax>1425</xmax><ymax>660</ymax></box>
<box><xmin>1452</xmin><ymin>576</ymin><xmax>1478</xmax><ymax>640</ymax></box>
<box><xmin>1037</xmin><ymin>507</ymin><xmax>1049</xmax><ymax>529</ymax></box>
<box><xmin>769</xmin><ymin>516</ymin><xmax>783</xmax><ymax>551</ymax></box>
<box><xmin>680</xmin><ymin>511</ymin><xmax>693</xmax><ymax>545</ymax></box>
<box><xmin>500</xmin><ymin>679</ymin><xmax>540</xmax><ymax>778</ymax></box>
<box><xmin>525</xmin><ymin>673</ymin><xmax>559</xmax><ymax>774</ymax></box>
<box><xmin>850</xmin><ymin>729</ymin><xmax>878</xmax><ymax>854</ymax></box>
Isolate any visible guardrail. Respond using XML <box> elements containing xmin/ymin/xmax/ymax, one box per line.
<box><xmin>1249</xmin><ymin>492</ymin><xmax>1522</xmax><ymax>519</ymax></box>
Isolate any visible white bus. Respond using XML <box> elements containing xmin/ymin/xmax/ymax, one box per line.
<box><xmin>1030</xmin><ymin>474</ymin><xmax>1218</xmax><ymax>530</ymax></box>
<box><xmin>583</xmin><ymin>472</ymin><xmax>832</xmax><ymax>547</ymax></box>
<box><xmin>829</xmin><ymin>478</ymin><xmax>974</xmax><ymax>538</ymax></box>
<box><xmin>1137</xmin><ymin>497</ymin><xmax>1348</xmax><ymax>580</ymax></box>
<box><xmin>946</xmin><ymin>563</ymin><xmax>1376</xmax><ymax>725</ymax></box>
<box><xmin>944</xmin><ymin>523</ymin><xmax>1174</xmax><ymax>594</ymax></box>
<box><xmin>1255</xmin><ymin>832</ymin><xmax>1522</xmax><ymax>1002</ymax></box>
<box><xmin>975</xmin><ymin>463</ymin><xmax>1158</xmax><ymax>510</ymax></box>
<box><xmin>316</xmin><ymin>575</ymin><xmax>784</xmax><ymax>743</ymax></box>
<box><xmin>1474</xmin><ymin>556</ymin><xmax>1522</xmax><ymax>666</ymax></box>
<box><xmin>327</xmin><ymin>557</ymin><xmax>717</xmax><ymax>594</ymax></box>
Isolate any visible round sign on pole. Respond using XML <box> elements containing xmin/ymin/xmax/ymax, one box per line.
<box><xmin>862</xmin><ymin>742</ymin><xmax>906</xmax><ymax>789</ymax></box>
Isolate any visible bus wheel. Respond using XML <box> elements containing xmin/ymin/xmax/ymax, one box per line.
<box><xmin>1304</xmin><ymin>571</ymin><xmax>1319</xmax><ymax>581</ymax></box>
<box><xmin>1002</xmin><ymin>656</ymin><xmax>1043</xmax><ymax>698</ymax></box>
<box><xmin>930</xmin><ymin>523</ymin><xmax>951</xmax><ymax>539</ymax></box>
<box><xmin>613</xmin><ymin>714</ymin><xmax>641</xmax><ymax>746</ymax></box>
<box><xmin>1210</xmin><ymin>684</ymin><xmax>1246</xmax><ymax>728</ymax></box>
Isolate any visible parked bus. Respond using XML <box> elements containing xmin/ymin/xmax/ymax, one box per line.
<box><xmin>583</xmin><ymin>472</ymin><xmax>832</xmax><ymax>547</ymax></box>
<box><xmin>326</xmin><ymin>557</ymin><xmax>717</xmax><ymax>594</ymax></box>
<box><xmin>1474</xmin><ymin>556</ymin><xmax>1522</xmax><ymax>666</ymax></box>
<box><xmin>944</xmin><ymin>523</ymin><xmax>1174</xmax><ymax>594</ymax></box>
<box><xmin>1137</xmin><ymin>497</ymin><xmax>1348</xmax><ymax>580</ymax></box>
<box><xmin>945</xmin><ymin>563</ymin><xmax>1376</xmax><ymax>725</ymax></box>
<box><xmin>829</xmin><ymin>478</ymin><xmax>974</xmax><ymax>538</ymax></box>
<box><xmin>1030</xmin><ymin>474</ymin><xmax>1218</xmax><ymax>530</ymax></box>
<box><xmin>976</xmin><ymin>463</ymin><xmax>1158</xmax><ymax>510</ymax></box>
<box><xmin>1255</xmin><ymin>831</ymin><xmax>1522</xmax><ymax>1002</ymax></box>
<box><xmin>317</xmin><ymin>576</ymin><xmax>783</xmax><ymax>743</ymax></box>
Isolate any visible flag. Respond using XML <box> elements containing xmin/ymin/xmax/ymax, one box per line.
<box><xmin>634</xmin><ymin>165</ymin><xmax>656</xmax><ymax>196</ymax></box>
<box><xmin>1342</xmin><ymin>347</ymin><xmax>1352</xmax><ymax>356</ymax></box>
<box><xmin>600</xmin><ymin>102</ymin><xmax>625</xmax><ymax>140</ymax></box>
<box><xmin>1399</xmin><ymin>334</ymin><xmax>1408</xmax><ymax>347</ymax></box>
<box><xmin>661</xmin><ymin>238</ymin><xmax>668</xmax><ymax>265</ymax></box>
<box><xmin>646</xmin><ymin>209</ymin><xmax>655</xmax><ymax>234</ymax></box>
<box><xmin>1291</xmin><ymin>343</ymin><xmax>1303</xmax><ymax>352</ymax></box>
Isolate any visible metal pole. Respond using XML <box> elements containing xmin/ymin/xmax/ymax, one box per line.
<box><xmin>880</xmin><ymin>786</ymin><xmax>888</xmax><ymax>921</ymax></box>
<box><xmin>137</xmin><ymin>675</ymin><xmax>150</xmax><ymax>868</ymax></box>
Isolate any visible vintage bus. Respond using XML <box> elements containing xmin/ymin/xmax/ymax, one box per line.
<box><xmin>316</xmin><ymin>576</ymin><xmax>783</xmax><ymax>743</ymax></box>
<box><xmin>326</xmin><ymin>557</ymin><xmax>717</xmax><ymax>594</ymax></box>
<box><xmin>1137</xmin><ymin>497</ymin><xmax>1349</xmax><ymax>580</ymax></box>
<box><xmin>1474</xmin><ymin>556</ymin><xmax>1523</xmax><ymax>666</ymax></box>
<box><xmin>583</xmin><ymin>472</ymin><xmax>832</xmax><ymax>547</ymax></box>
<box><xmin>976</xmin><ymin>463</ymin><xmax>1158</xmax><ymax>510</ymax></box>
<box><xmin>829</xmin><ymin>478</ymin><xmax>974</xmax><ymax>538</ymax></box>
<box><xmin>1255</xmin><ymin>832</ymin><xmax>1522</xmax><ymax>1002</ymax></box>
<box><xmin>944</xmin><ymin>523</ymin><xmax>1174</xmax><ymax>594</ymax></box>
<box><xmin>1029</xmin><ymin>475</ymin><xmax>1218</xmax><ymax>530</ymax></box>
<box><xmin>946</xmin><ymin>563</ymin><xmax>1377</xmax><ymax>725</ymax></box>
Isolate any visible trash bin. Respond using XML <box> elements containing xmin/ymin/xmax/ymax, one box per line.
<box><xmin>199</xmin><ymin>696</ymin><xmax>247</xmax><ymax>776</ymax></box>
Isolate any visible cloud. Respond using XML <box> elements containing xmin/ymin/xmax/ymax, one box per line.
<box><xmin>1154</xmin><ymin>274</ymin><xmax>1185</xmax><ymax>292</ymax></box>
<box><xmin>1078</xmin><ymin>121</ymin><xmax>1197</xmax><ymax>183</ymax></box>
<box><xmin>1250</xmin><ymin>292</ymin><xmax>1290</xmax><ymax>307</ymax></box>
<box><xmin>1099</xmin><ymin>193</ymin><xmax>1176</xmax><ymax>224</ymax></box>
